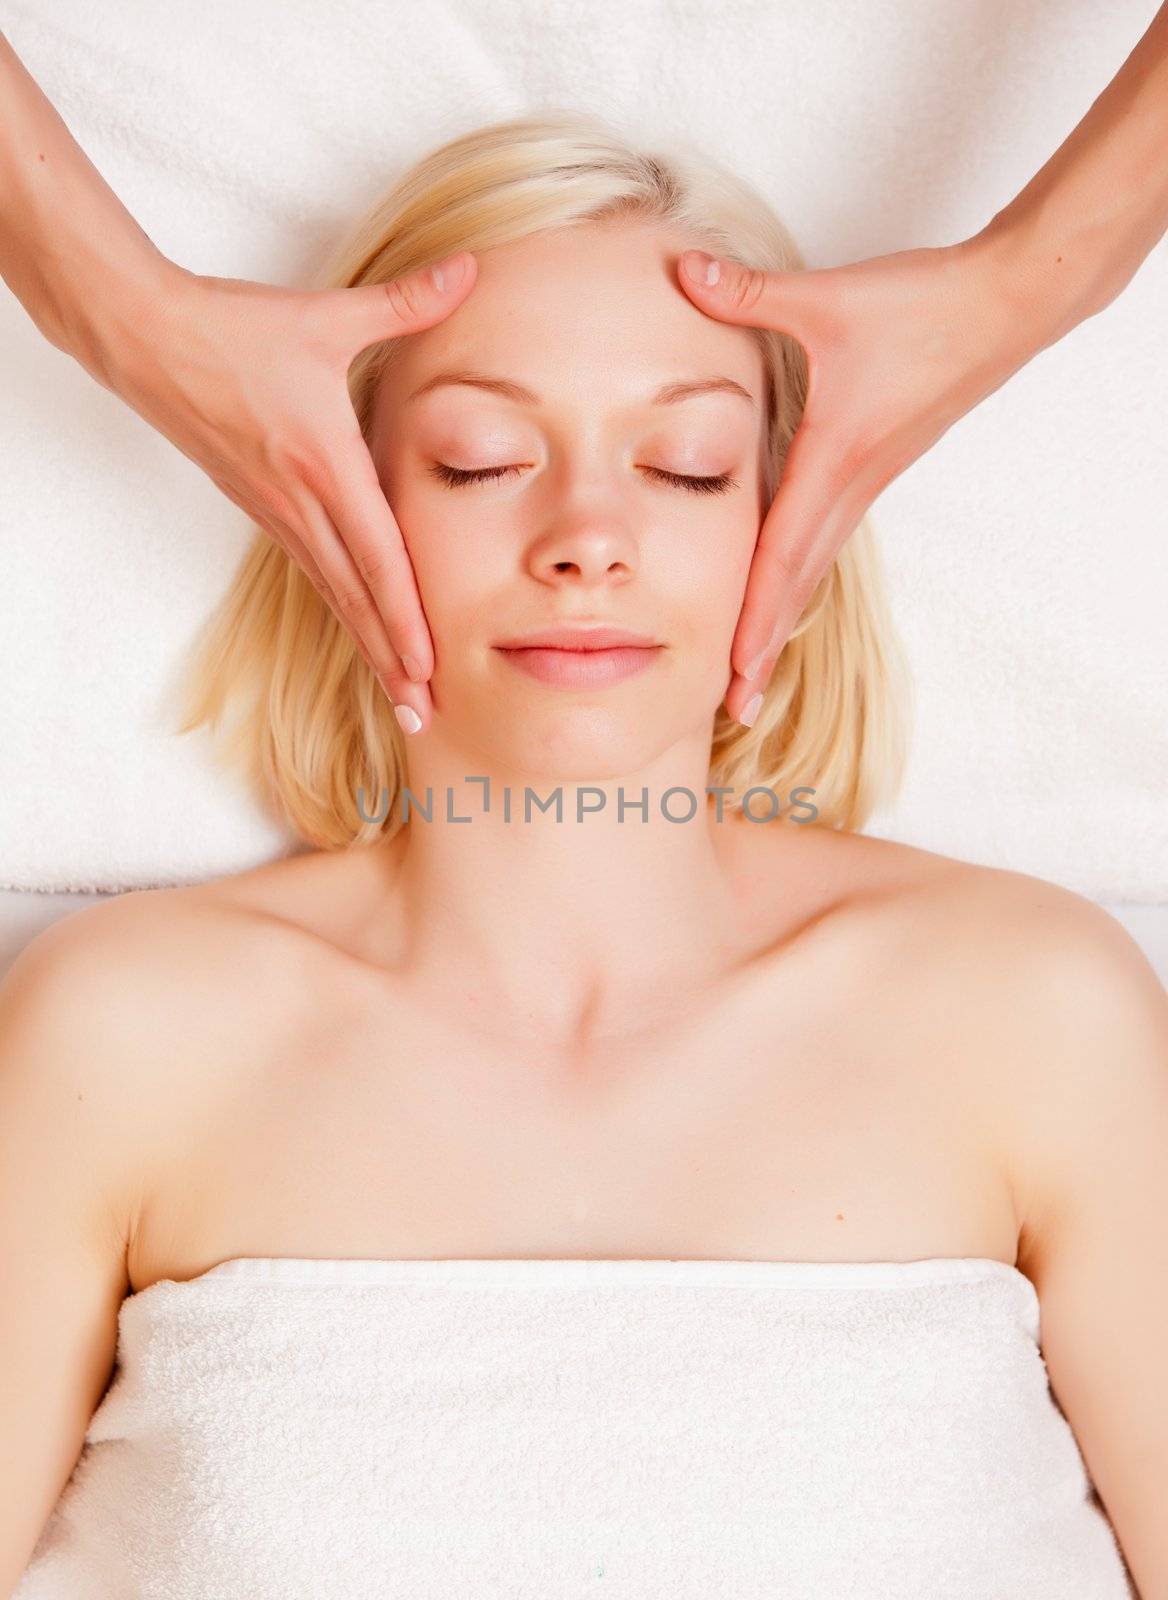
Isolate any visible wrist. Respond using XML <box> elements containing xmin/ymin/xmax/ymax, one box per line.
<box><xmin>956</xmin><ymin>215</ymin><xmax>1098</xmax><ymax>359</ymax></box>
<box><xmin>49</xmin><ymin>235</ymin><xmax>190</xmax><ymax>391</ymax></box>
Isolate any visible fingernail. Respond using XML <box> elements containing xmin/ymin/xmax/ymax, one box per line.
<box><xmin>394</xmin><ymin>704</ymin><xmax>423</xmax><ymax>734</ymax></box>
<box><xmin>430</xmin><ymin>252</ymin><xmax>466</xmax><ymax>293</ymax></box>
<box><xmin>401</xmin><ymin>653</ymin><xmax>426</xmax><ymax>682</ymax></box>
<box><xmin>745</xmin><ymin>625</ymin><xmax>778</xmax><ymax>681</ymax></box>
<box><xmin>738</xmin><ymin>692</ymin><xmax>763</xmax><ymax>729</ymax></box>
<box><xmin>683</xmin><ymin>250</ymin><xmax>720</xmax><ymax>287</ymax></box>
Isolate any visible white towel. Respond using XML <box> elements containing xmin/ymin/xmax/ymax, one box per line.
<box><xmin>0</xmin><ymin>0</ymin><xmax>1164</xmax><ymax>898</ymax></box>
<box><xmin>14</xmin><ymin>1255</ymin><xmax>1135</xmax><ymax>1598</ymax></box>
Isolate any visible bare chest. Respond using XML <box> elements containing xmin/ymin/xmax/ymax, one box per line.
<box><xmin>129</xmin><ymin>927</ymin><xmax>1019</xmax><ymax>1292</ymax></box>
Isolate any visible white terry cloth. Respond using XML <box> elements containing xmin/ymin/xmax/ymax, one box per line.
<box><xmin>14</xmin><ymin>1255</ymin><xmax>1135</xmax><ymax>1599</ymax></box>
<box><xmin>0</xmin><ymin>1</ymin><xmax>1165</xmax><ymax>900</ymax></box>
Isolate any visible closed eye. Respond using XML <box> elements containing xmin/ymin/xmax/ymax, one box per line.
<box><xmin>429</xmin><ymin>463</ymin><xmax>738</xmax><ymax>495</ymax></box>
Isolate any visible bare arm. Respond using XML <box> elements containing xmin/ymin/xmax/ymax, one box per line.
<box><xmin>0</xmin><ymin>28</ymin><xmax>170</xmax><ymax>375</ymax></box>
<box><xmin>980</xmin><ymin>0</ymin><xmax>1168</xmax><ymax>343</ymax></box>
<box><xmin>1003</xmin><ymin>894</ymin><xmax>1168</xmax><ymax>1598</ymax></box>
<box><xmin>0</xmin><ymin>904</ymin><xmax>141</xmax><ymax>1594</ymax></box>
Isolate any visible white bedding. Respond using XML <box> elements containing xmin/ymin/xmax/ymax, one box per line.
<box><xmin>0</xmin><ymin>0</ymin><xmax>1164</xmax><ymax>900</ymax></box>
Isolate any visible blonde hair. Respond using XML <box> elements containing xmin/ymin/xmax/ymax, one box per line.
<box><xmin>171</xmin><ymin>109</ymin><xmax>912</xmax><ymax>849</ymax></box>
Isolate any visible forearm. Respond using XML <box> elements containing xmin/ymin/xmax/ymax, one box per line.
<box><xmin>0</xmin><ymin>29</ymin><xmax>174</xmax><ymax>379</ymax></box>
<box><xmin>973</xmin><ymin>1</ymin><xmax>1168</xmax><ymax>347</ymax></box>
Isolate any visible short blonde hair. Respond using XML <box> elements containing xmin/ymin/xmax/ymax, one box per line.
<box><xmin>172</xmin><ymin>109</ymin><xmax>911</xmax><ymax>849</ymax></box>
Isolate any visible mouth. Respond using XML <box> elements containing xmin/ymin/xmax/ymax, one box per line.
<box><xmin>493</xmin><ymin>637</ymin><xmax>664</xmax><ymax>689</ymax></box>
<box><xmin>493</xmin><ymin>625</ymin><xmax>660</xmax><ymax>650</ymax></box>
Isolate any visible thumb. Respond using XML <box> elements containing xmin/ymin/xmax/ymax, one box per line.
<box><xmin>340</xmin><ymin>251</ymin><xmax>478</xmax><ymax>350</ymax></box>
<box><xmin>678</xmin><ymin>248</ymin><xmax>819</xmax><ymax>340</ymax></box>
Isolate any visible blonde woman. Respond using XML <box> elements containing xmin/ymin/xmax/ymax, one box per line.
<box><xmin>2</xmin><ymin>109</ymin><xmax>1165</xmax><ymax>1599</ymax></box>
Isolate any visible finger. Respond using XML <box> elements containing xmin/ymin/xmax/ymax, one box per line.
<box><xmin>732</xmin><ymin>500</ymin><xmax>850</xmax><ymax>688</ymax></box>
<box><xmin>323</xmin><ymin>437</ymin><xmax>435</xmax><ymax>683</ymax></box>
<box><xmin>216</xmin><ymin>473</ymin><xmax>431</xmax><ymax>722</ymax></box>
<box><xmin>330</xmin><ymin>251</ymin><xmax>479</xmax><ymax>352</ymax></box>
<box><xmin>677</xmin><ymin>249</ymin><xmax>830</xmax><ymax>341</ymax></box>
<box><xmin>243</xmin><ymin>493</ymin><xmax>351</xmax><ymax>627</ymax></box>
<box><xmin>291</xmin><ymin>493</ymin><xmax>432</xmax><ymax>729</ymax></box>
<box><xmin>267</xmin><ymin>517</ymin><xmax>336</xmax><ymax>612</ymax></box>
<box><xmin>727</xmin><ymin>440</ymin><xmax>862</xmax><ymax>709</ymax></box>
<box><xmin>264</xmin><ymin>511</ymin><xmax>406</xmax><ymax>700</ymax></box>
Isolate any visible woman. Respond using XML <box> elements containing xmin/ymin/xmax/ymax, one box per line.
<box><xmin>3</xmin><ymin>111</ymin><xmax>1164</xmax><ymax>1598</ymax></box>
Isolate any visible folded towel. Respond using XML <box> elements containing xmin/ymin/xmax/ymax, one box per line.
<box><xmin>0</xmin><ymin>0</ymin><xmax>1163</xmax><ymax>897</ymax></box>
<box><xmin>14</xmin><ymin>1256</ymin><xmax>1135</xmax><ymax>1598</ymax></box>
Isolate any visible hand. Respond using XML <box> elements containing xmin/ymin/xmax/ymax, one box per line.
<box><xmin>84</xmin><ymin>251</ymin><xmax>478</xmax><ymax>732</ymax></box>
<box><xmin>677</xmin><ymin>232</ymin><xmax>1041</xmax><ymax>725</ymax></box>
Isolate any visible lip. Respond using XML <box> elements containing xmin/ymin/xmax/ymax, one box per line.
<box><xmin>493</xmin><ymin>626</ymin><xmax>664</xmax><ymax>689</ymax></box>
<box><xmin>493</xmin><ymin>625</ymin><xmax>660</xmax><ymax>650</ymax></box>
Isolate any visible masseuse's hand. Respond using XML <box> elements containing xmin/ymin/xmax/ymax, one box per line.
<box><xmin>89</xmin><ymin>255</ymin><xmax>478</xmax><ymax>730</ymax></box>
<box><xmin>2</xmin><ymin>27</ymin><xmax>478</xmax><ymax>730</ymax></box>
<box><xmin>677</xmin><ymin>234</ymin><xmax>1042</xmax><ymax>726</ymax></box>
<box><xmin>678</xmin><ymin>0</ymin><xmax>1168</xmax><ymax>728</ymax></box>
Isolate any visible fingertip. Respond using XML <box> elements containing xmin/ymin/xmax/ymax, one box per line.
<box><xmin>680</xmin><ymin>250</ymin><xmax>722</xmax><ymax>289</ymax></box>
<box><xmin>740</xmin><ymin>693</ymin><xmax>764</xmax><ymax>729</ymax></box>
<box><xmin>378</xmin><ymin>672</ymin><xmax>433</xmax><ymax>732</ymax></box>
<box><xmin>430</xmin><ymin>250</ymin><xmax>475</xmax><ymax>295</ymax></box>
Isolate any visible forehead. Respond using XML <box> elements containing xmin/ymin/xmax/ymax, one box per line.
<box><xmin>377</xmin><ymin>218</ymin><xmax>766</xmax><ymax>411</ymax></box>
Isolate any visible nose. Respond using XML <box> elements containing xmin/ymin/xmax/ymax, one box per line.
<box><xmin>525</xmin><ymin>519</ymin><xmax>637</xmax><ymax>592</ymax></box>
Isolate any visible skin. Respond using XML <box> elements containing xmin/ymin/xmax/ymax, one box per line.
<box><xmin>365</xmin><ymin>216</ymin><xmax>770</xmax><ymax>804</ymax></box>
<box><xmin>5</xmin><ymin>9</ymin><xmax>1168</xmax><ymax>730</ymax></box>
<box><xmin>1</xmin><ymin>217</ymin><xmax>1166</xmax><ymax>1595</ymax></box>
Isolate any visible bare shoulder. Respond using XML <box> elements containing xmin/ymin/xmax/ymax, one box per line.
<box><xmin>779</xmin><ymin>822</ymin><xmax>1158</xmax><ymax>985</ymax></box>
<box><xmin>0</xmin><ymin>874</ymin><xmax>333</xmax><ymax>1197</ymax></box>
<box><xmin>5</xmin><ymin>843</ymin><xmax>381</xmax><ymax>1083</ymax></box>
<box><xmin>875</xmin><ymin>837</ymin><xmax>1167</xmax><ymax>1049</ymax></box>
<box><xmin>0</xmin><ymin>886</ymin><xmax>246</xmax><ymax>1303</ymax></box>
<box><xmin>942</xmin><ymin>862</ymin><xmax>1168</xmax><ymax>1256</ymax></box>
<box><xmin>7</xmin><ymin>872</ymin><xmax>326</xmax><ymax>1027</ymax></box>
<box><xmin>831</xmin><ymin>835</ymin><xmax>1168</xmax><ymax>1231</ymax></box>
<box><xmin>0</xmin><ymin>884</ymin><xmax>226</xmax><ymax>1068</ymax></box>
<box><xmin>767</xmin><ymin>823</ymin><xmax>1167</xmax><ymax>1160</ymax></box>
<box><xmin>825</xmin><ymin>827</ymin><xmax>1165</xmax><ymax>1045</ymax></box>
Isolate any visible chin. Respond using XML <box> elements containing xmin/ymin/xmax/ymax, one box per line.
<box><xmin>501</xmin><ymin>719</ymin><xmax>665</xmax><ymax>782</ymax></box>
<box><xmin>440</xmin><ymin>692</ymin><xmax>677</xmax><ymax>781</ymax></box>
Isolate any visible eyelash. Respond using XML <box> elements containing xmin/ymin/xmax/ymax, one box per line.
<box><xmin>429</xmin><ymin>462</ymin><xmax>738</xmax><ymax>496</ymax></box>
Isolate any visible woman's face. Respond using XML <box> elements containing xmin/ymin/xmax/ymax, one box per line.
<box><xmin>368</xmin><ymin>217</ymin><xmax>770</xmax><ymax>779</ymax></box>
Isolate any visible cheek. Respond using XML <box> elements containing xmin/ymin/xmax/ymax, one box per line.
<box><xmin>656</xmin><ymin>537</ymin><xmax>752</xmax><ymax>665</ymax></box>
<box><xmin>404</xmin><ymin>537</ymin><xmax>480</xmax><ymax>642</ymax></box>
<box><xmin>668</xmin><ymin>508</ymin><xmax>757</xmax><ymax>599</ymax></box>
<box><xmin>389</xmin><ymin>500</ymin><xmax>512</xmax><ymax>660</ymax></box>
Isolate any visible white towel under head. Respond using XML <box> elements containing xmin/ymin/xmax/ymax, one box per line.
<box><xmin>15</xmin><ymin>1255</ymin><xmax>1134</xmax><ymax>1599</ymax></box>
<box><xmin>1</xmin><ymin>1</ymin><xmax>1164</xmax><ymax>898</ymax></box>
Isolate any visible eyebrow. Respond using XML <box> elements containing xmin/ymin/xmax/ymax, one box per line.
<box><xmin>404</xmin><ymin>370</ymin><xmax>757</xmax><ymax>408</ymax></box>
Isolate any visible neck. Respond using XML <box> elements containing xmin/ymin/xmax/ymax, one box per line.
<box><xmin>368</xmin><ymin>725</ymin><xmax>759</xmax><ymax>1049</ymax></box>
